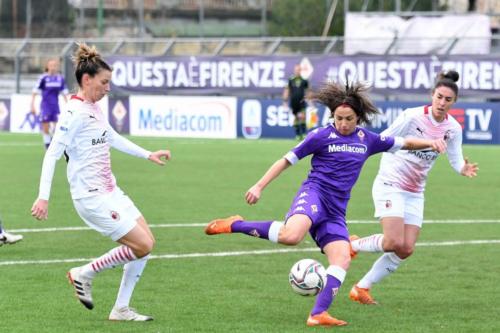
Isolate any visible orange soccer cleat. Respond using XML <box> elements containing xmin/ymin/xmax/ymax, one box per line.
<box><xmin>306</xmin><ymin>311</ymin><xmax>347</xmax><ymax>327</ymax></box>
<box><xmin>204</xmin><ymin>215</ymin><xmax>243</xmax><ymax>235</ymax></box>
<box><xmin>349</xmin><ymin>284</ymin><xmax>378</xmax><ymax>305</ymax></box>
<box><xmin>349</xmin><ymin>234</ymin><xmax>360</xmax><ymax>259</ymax></box>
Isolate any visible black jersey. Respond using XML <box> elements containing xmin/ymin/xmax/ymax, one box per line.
<box><xmin>287</xmin><ymin>75</ymin><xmax>309</xmax><ymax>112</ymax></box>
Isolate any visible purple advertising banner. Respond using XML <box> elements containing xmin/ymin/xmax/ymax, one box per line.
<box><xmin>0</xmin><ymin>98</ymin><xmax>10</xmax><ymax>131</ymax></box>
<box><xmin>107</xmin><ymin>55</ymin><xmax>500</xmax><ymax>97</ymax></box>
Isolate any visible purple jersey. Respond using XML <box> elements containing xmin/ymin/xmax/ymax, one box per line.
<box><xmin>285</xmin><ymin>124</ymin><xmax>396</xmax><ymax>199</ymax></box>
<box><xmin>284</xmin><ymin>124</ymin><xmax>398</xmax><ymax>249</ymax></box>
<box><xmin>34</xmin><ymin>73</ymin><xmax>67</xmax><ymax>114</ymax></box>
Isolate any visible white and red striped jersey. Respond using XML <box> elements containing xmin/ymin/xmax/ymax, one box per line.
<box><xmin>51</xmin><ymin>96</ymin><xmax>116</xmax><ymax>199</ymax></box>
<box><xmin>375</xmin><ymin>105</ymin><xmax>465</xmax><ymax>193</ymax></box>
<box><xmin>37</xmin><ymin>95</ymin><xmax>151</xmax><ymax>201</ymax></box>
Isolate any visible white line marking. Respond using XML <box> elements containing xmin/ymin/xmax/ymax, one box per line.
<box><xmin>350</xmin><ymin>220</ymin><xmax>500</xmax><ymax>224</ymax></box>
<box><xmin>1</xmin><ymin>239</ymin><xmax>499</xmax><ymax>266</ymax></box>
<box><xmin>416</xmin><ymin>240</ymin><xmax>500</xmax><ymax>246</ymax></box>
<box><xmin>10</xmin><ymin>219</ymin><xmax>500</xmax><ymax>233</ymax></box>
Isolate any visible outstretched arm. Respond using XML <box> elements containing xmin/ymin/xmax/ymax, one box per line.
<box><xmin>109</xmin><ymin>127</ymin><xmax>171</xmax><ymax>166</ymax></box>
<box><xmin>401</xmin><ymin>137</ymin><xmax>447</xmax><ymax>153</ymax></box>
<box><xmin>109</xmin><ymin>127</ymin><xmax>151</xmax><ymax>159</ymax></box>
<box><xmin>446</xmin><ymin>130</ymin><xmax>478</xmax><ymax>178</ymax></box>
<box><xmin>245</xmin><ymin>158</ymin><xmax>291</xmax><ymax>205</ymax></box>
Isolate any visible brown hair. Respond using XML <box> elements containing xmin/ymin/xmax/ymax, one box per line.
<box><xmin>44</xmin><ymin>58</ymin><xmax>59</xmax><ymax>73</ymax></box>
<box><xmin>433</xmin><ymin>70</ymin><xmax>459</xmax><ymax>99</ymax></box>
<box><xmin>310</xmin><ymin>80</ymin><xmax>379</xmax><ymax>125</ymax></box>
<box><xmin>72</xmin><ymin>43</ymin><xmax>112</xmax><ymax>86</ymax></box>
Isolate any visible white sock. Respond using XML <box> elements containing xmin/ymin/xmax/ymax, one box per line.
<box><xmin>42</xmin><ymin>133</ymin><xmax>51</xmax><ymax>145</ymax></box>
<box><xmin>49</xmin><ymin>123</ymin><xmax>56</xmax><ymax>136</ymax></box>
<box><xmin>357</xmin><ymin>252</ymin><xmax>403</xmax><ymax>289</ymax></box>
<box><xmin>80</xmin><ymin>245</ymin><xmax>137</xmax><ymax>278</ymax></box>
<box><xmin>352</xmin><ymin>234</ymin><xmax>384</xmax><ymax>253</ymax></box>
<box><xmin>326</xmin><ymin>265</ymin><xmax>346</xmax><ymax>283</ymax></box>
<box><xmin>114</xmin><ymin>254</ymin><xmax>150</xmax><ymax>309</ymax></box>
<box><xmin>268</xmin><ymin>221</ymin><xmax>283</xmax><ymax>243</ymax></box>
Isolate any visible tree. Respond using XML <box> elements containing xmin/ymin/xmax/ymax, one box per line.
<box><xmin>269</xmin><ymin>0</ymin><xmax>437</xmax><ymax>37</ymax></box>
<box><xmin>268</xmin><ymin>0</ymin><xmax>330</xmax><ymax>36</ymax></box>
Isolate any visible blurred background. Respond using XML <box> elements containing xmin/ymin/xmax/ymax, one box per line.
<box><xmin>0</xmin><ymin>0</ymin><xmax>498</xmax><ymax>95</ymax></box>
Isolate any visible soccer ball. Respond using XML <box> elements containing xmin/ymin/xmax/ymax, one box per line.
<box><xmin>288</xmin><ymin>259</ymin><xmax>327</xmax><ymax>296</ymax></box>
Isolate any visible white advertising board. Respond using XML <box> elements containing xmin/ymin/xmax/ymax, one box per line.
<box><xmin>9</xmin><ymin>94</ymin><xmax>108</xmax><ymax>133</ymax></box>
<box><xmin>129</xmin><ymin>95</ymin><xmax>237</xmax><ymax>138</ymax></box>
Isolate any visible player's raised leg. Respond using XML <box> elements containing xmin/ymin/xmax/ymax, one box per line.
<box><xmin>205</xmin><ymin>215</ymin><xmax>285</xmax><ymax>243</ymax></box>
<box><xmin>206</xmin><ymin>213</ymin><xmax>313</xmax><ymax>247</ymax></box>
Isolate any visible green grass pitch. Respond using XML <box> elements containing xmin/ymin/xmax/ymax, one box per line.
<box><xmin>0</xmin><ymin>132</ymin><xmax>499</xmax><ymax>332</ymax></box>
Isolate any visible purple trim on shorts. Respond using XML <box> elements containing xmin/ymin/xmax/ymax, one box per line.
<box><xmin>40</xmin><ymin>110</ymin><xmax>60</xmax><ymax>123</ymax></box>
<box><xmin>284</xmin><ymin>212</ymin><xmax>313</xmax><ymax>225</ymax></box>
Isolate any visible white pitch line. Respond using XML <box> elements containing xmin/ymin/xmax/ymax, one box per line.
<box><xmin>417</xmin><ymin>239</ymin><xmax>500</xmax><ymax>246</ymax></box>
<box><xmin>1</xmin><ymin>239</ymin><xmax>500</xmax><ymax>266</ymax></box>
<box><xmin>9</xmin><ymin>219</ymin><xmax>500</xmax><ymax>233</ymax></box>
<box><xmin>417</xmin><ymin>220</ymin><xmax>500</xmax><ymax>224</ymax></box>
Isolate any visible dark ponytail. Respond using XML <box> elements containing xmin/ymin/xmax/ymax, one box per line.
<box><xmin>433</xmin><ymin>70</ymin><xmax>459</xmax><ymax>98</ymax></box>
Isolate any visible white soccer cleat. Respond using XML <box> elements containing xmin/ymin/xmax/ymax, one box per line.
<box><xmin>0</xmin><ymin>231</ymin><xmax>23</xmax><ymax>246</ymax></box>
<box><xmin>109</xmin><ymin>306</ymin><xmax>153</xmax><ymax>321</ymax></box>
<box><xmin>67</xmin><ymin>267</ymin><xmax>94</xmax><ymax>310</ymax></box>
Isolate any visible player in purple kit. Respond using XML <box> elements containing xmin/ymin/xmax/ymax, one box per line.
<box><xmin>31</xmin><ymin>59</ymin><xmax>69</xmax><ymax>149</ymax></box>
<box><xmin>205</xmin><ymin>80</ymin><xmax>447</xmax><ymax>327</ymax></box>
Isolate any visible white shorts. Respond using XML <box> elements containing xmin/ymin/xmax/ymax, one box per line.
<box><xmin>372</xmin><ymin>180</ymin><xmax>424</xmax><ymax>227</ymax></box>
<box><xmin>73</xmin><ymin>187</ymin><xmax>142</xmax><ymax>241</ymax></box>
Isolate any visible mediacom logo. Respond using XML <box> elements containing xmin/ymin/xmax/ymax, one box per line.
<box><xmin>130</xmin><ymin>96</ymin><xmax>237</xmax><ymax>138</ymax></box>
<box><xmin>328</xmin><ymin>143</ymin><xmax>367</xmax><ymax>154</ymax></box>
